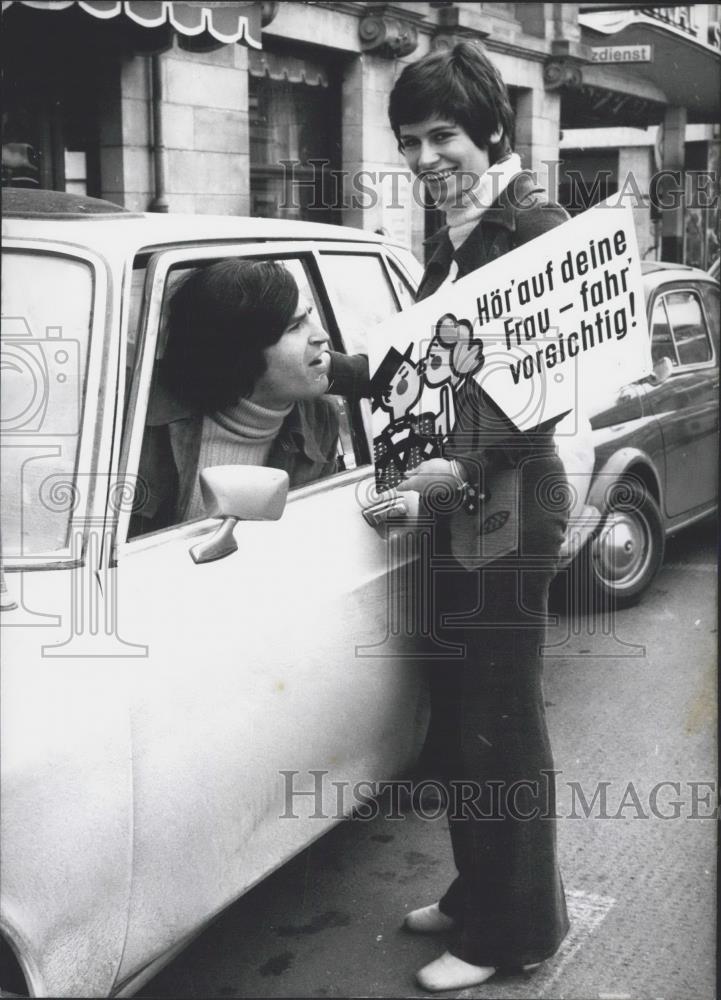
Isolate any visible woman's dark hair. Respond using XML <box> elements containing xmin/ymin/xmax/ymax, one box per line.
<box><xmin>162</xmin><ymin>259</ymin><xmax>299</xmax><ymax>411</ymax></box>
<box><xmin>388</xmin><ymin>42</ymin><xmax>514</xmax><ymax>164</ymax></box>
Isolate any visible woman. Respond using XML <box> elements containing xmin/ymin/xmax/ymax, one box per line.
<box><xmin>387</xmin><ymin>42</ymin><xmax>572</xmax><ymax>991</ymax></box>
<box><xmin>133</xmin><ymin>259</ymin><xmax>339</xmax><ymax>534</ymax></box>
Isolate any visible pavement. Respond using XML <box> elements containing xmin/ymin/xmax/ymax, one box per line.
<box><xmin>140</xmin><ymin>518</ymin><xmax>717</xmax><ymax>1000</ymax></box>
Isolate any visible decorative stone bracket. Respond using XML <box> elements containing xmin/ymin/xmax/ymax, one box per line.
<box><xmin>359</xmin><ymin>4</ymin><xmax>420</xmax><ymax>58</ymax></box>
<box><xmin>544</xmin><ymin>57</ymin><xmax>584</xmax><ymax>91</ymax></box>
<box><xmin>431</xmin><ymin>2</ymin><xmax>489</xmax><ymax>53</ymax></box>
<box><xmin>544</xmin><ymin>39</ymin><xmax>592</xmax><ymax>92</ymax></box>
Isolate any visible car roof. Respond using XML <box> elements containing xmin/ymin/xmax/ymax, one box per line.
<box><xmin>640</xmin><ymin>260</ymin><xmax>696</xmax><ymax>274</ymax></box>
<box><xmin>642</xmin><ymin>260</ymin><xmax>715</xmax><ymax>290</ymax></box>
<box><xmin>2</xmin><ymin>188</ymin><xmax>141</xmax><ymax>218</ymax></box>
<box><xmin>2</xmin><ymin>188</ymin><xmax>395</xmax><ymax>260</ymax></box>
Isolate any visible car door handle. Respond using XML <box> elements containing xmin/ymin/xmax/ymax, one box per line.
<box><xmin>362</xmin><ymin>495</ymin><xmax>410</xmax><ymax>528</ymax></box>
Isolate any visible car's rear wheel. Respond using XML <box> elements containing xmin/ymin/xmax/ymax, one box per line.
<box><xmin>588</xmin><ymin>480</ymin><xmax>665</xmax><ymax>607</ymax></box>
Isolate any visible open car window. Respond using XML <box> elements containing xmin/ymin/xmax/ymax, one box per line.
<box><xmin>316</xmin><ymin>250</ymin><xmax>409</xmax><ymax>452</ymax></box>
<box><xmin>120</xmin><ymin>247</ymin><xmax>366</xmax><ymax>544</ymax></box>
<box><xmin>318</xmin><ymin>251</ymin><xmax>401</xmax><ymax>355</ymax></box>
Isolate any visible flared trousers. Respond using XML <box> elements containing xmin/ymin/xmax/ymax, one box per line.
<box><xmin>421</xmin><ymin>449</ymin><xmax>570</xmax><ymax>967</ymax></box>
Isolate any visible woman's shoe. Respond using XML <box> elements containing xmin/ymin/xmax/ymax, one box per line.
<box><xmin>416</xmin><ymin>951</ymin><xmax>496</xmax><ymax>992</ymax></box>
<box><xmin>403</xmin><ymin>903</ymin><xmax>456</xmax><ymax>934</ymax></box>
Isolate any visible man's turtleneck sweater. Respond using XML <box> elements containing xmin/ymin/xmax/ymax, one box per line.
<box><xmin>186</xmin><ymin>396</ymin><xmax>292</xmax><ymax>520</ymax></box>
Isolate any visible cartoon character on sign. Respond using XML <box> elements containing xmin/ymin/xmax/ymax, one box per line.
<box><xmin>371</xmin><ymin>315</ymin><xmax>487</xmax><ymax>492</ymax></box>
<box><xmin>421</xmin><ymin>312</ymin><xmax>486</xmax><ymax>436</ymax></box>
<box><xmin>370</xmin><ymin>345</ymin><xmax>441</xmax><ymax>490</ymax></box>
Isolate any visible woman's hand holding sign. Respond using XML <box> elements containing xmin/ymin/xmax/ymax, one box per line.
<box><xmin>397</xmin><ymin>457</ymin><xmax>473</xmax><ymax>516</ymax></box>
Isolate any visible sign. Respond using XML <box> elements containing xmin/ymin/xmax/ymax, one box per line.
<box><xmin>591</xmin><ymin>44</ymin><xmax>653</xmax><ymax>63</ymax></box>
<box><xmin>579</xmin><ymin>5</ymin><xmax>721</xmax><ymax>50</ymax></box>
<box><xmin>709</xmin><ymin>21</ymin><xmax>721</xmax><ymax>51</ymax></box>
<box><xmin>638</xmin><ymin>5</ymin><xmax>697</xmax><ymax>38</ymax></box>
<box><xmin>368</xmin><ymin>203</ymin><xmax>652</xmax><ymax>492</ymax></box>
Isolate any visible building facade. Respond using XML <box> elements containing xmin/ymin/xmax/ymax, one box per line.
<box><xmin>561</xmin><ymin>3</ymin><xmax>721</xmax><ymax>268</ymax></box>
<box><xmin>2</xmin><ymin>1</ymin><xmax>719</xmax><ymax>265</ymax></box>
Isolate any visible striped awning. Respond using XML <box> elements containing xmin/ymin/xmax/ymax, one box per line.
<box><xmin>1</xmin><ymin>1</ymin><xmax>262</xmax><ymax>48</ymax></box>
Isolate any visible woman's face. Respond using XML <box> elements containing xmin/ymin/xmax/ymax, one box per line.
<box><xmin>398</xmin><ymin>117</ymin><xmax>497</xmax><ymax>211</ymax></box>
<box><xmin>423</xmin><ymin>335</ymin><xmax>453</xmax><ymax>388</ymax></box>
<box><xmin>251</xmin><ymin>296</ymin><xmax>331</xmax><ymax>408</ymax></box>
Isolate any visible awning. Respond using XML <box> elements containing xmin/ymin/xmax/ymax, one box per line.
<box><xmin>579</xmin><ymin>7</ymin><xmax>721</xmax><ymax>122</ymax></box>
<box><xmin>1</xmin><ymin>0</ymin><xmax>263</xmax><ymax>49</ymax></box>
<box><xmin>248</xmin><ymin>49</ymin><xmax>329</xmax><ymax>87</ymax></box>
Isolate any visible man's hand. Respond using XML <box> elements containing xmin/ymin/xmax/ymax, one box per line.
<box><xmin>397</xmin><ymin>458</ymin><xmax>464</xmax><ymax>496</ymax></box>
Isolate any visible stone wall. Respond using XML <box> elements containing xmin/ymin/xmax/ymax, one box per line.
<box><xmin>101</xmin><ymin>40</ymin><xmax>249</xmax><ymax>214</ymax></box>
<box><xmin>97</xmin><ymin>2</ymin><xmax>565</xmax><ymax>246</ymax></box>
<box><xmin>618</xmin><ymin>145</ymin><xmax>656</xmax><ymax>260</ymax></box>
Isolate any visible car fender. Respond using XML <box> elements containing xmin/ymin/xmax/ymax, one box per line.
<box><xmin>1</xmin><ymin>601</ymin><xmax>135</xmax><ymax>999</ymax></box>
<box><xmin>587</xmin><ymin>447</ymin><xmax>662</xmax><ymax>514</ymax></box>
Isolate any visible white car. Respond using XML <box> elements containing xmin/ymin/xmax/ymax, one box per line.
<box><xmin>1</xmin><ymin>190</ymin><xmax>429</xmax><ymax>997</ymax></box>
<box><xmin>4</xmin><ymin>190</ymin><xmax>714</xmax><ymax>996</ymax></box>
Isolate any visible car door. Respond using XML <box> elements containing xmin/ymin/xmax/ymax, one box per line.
<box><xmin>109</xmin><ymin>241</ymin><xmax>430</xmax><ymax>985</ymax></box>
<box><xmin>1</xmin><ymin>239</ymin><xmax>135</xmax><ymax>998</ymax></box>
<box><xmin>645</xmin><ymin>280</ymin><xmax>719</xmax><ymax>520</ymax></box>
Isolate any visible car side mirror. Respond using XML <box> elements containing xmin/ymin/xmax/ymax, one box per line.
<box><xmin>648</xmin><ymin>356</ymin><xmax>674</xmax><ymax>385</ymax></box>
<box><xmin>189</xmin><ymin>466</ymin><xmax>289</xmax><ymax>565</ymax></box>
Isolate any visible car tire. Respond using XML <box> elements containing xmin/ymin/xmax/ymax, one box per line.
<box><xmin>583</xmin><ymin>479</ymin><xmax>665</xmax><ymax>608</ymax></box>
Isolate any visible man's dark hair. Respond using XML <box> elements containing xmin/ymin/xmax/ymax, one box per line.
<box><xmin>388</xmin><ymin>41</ymin><xmax>514</xmax><ymax>164</ymax></box>
<box><xmin>162</xmin><ymin>258</ymin><xmax>299</xmax><ymax>411</ymax></box>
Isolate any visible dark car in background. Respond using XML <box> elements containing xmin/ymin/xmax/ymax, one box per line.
<box><xmin>578</xmin><ymin>261</ymin><xmax>718</xmax><ymax>605</ymax></box>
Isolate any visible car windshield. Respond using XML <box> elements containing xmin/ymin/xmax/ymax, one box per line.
<box><xmin>1</xmin><ymin>250</ymin><xmax>93</xmax><ymax>558</ymax></box>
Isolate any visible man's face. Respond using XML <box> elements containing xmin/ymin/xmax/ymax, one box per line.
<box><xmin>251</xmin><ymin>296</ymin><xmax>331</xmax><ymax>408</ymax></box>
<box><xmin>382</xmin><ymin>358</ymin><xmax>421</xmax><ymax>419</ymax></box>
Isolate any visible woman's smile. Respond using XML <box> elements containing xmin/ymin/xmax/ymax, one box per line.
<box><xmin>398</xmin><ymin>117</ymin><xmax>497</xmax><ymax>210</ymax></box>
<box><xmin>421</xmin><ymin>167</ymin><xmax>456</xmax><ymax>183</ymax></box>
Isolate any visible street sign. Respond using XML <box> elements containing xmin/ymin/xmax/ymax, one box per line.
<box><xmin>590</xmin><ymin>44</ymin><xmax>653</xmax><ymax>63</ymax></box>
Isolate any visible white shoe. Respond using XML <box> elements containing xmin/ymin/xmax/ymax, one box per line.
<box><xmin>416</xmin><ymin>951</ymin><xmax>496</xmax><ymax>992</ymax></box>
<box><xmin>403</xmin><ymin>902</ymin><xmax>456</xmax><ymax>934</ymax></box>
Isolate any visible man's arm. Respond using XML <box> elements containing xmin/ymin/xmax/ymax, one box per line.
<box><xmin>327</xmin><ymin>351</ymin><xmax>369</xmax><ymax>402</ymax></box>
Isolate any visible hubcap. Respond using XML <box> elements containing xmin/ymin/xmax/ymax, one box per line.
<box><xmin>592</xmin><ymin>509</ymin><xmax>652</xmax><ymax>591</ymax></box>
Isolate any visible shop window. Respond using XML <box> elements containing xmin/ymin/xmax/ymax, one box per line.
<box><xmin>2</xmin><ymin>6</ymin><xmax>101</xmax><ymax>195</ymax></box>
<box><xmin>64</xmin><ymin>151</ymin><xmax>88</xmax><ymax>197</ymax></box>
<box><xmin>249</xmin><ymin>47</ymin><xmax>341</xmax><ymax>224</ymax></box>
